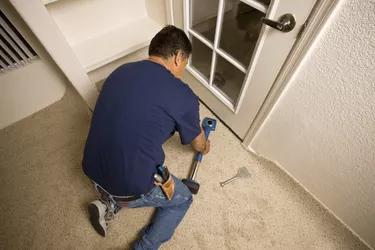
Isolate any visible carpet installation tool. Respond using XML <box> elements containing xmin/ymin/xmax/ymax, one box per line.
<box><xmin>182</xmin><ymin>117</ymin><xmax>217</xmax><ymax>194</ymax></box>
<box><xmin>220</xmin><ymin>167</ymin><xmax>251</xmax><ymax>187</ymax></box>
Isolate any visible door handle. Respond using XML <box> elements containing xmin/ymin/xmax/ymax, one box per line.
<box><xmin>261</xmin><ymin>14</ymin><xmax>296</xmax><ymax>33</ymax></box>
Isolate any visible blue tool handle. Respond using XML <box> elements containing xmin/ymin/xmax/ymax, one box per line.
<box><xmin>196</xmin><ymin>126</ymin><xmax>211</xmax><ymax>163</ymax></box>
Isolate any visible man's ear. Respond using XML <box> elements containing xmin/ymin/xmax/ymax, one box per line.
<box><xmin>174</xmin><ymin>51</ymin><xmax>183</xmax><ymax>66</ymax></box>
<box><xmin>173</xmin><ymin>54</ymin><xmax>178</xmax><ymax>66</ymax></box>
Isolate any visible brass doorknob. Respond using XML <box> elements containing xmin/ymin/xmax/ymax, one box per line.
<box><xmin>261</xmin><ymin>14</ymin><xmax>296</xmax><ymax>33</ymax></box>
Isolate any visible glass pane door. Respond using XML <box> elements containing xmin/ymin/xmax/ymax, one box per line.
<box><xmin>185</xmin><ymin>0</ymin><xmax>270</xmax><ymax>111</ymax></box>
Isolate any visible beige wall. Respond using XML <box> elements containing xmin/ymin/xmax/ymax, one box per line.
<box><xmin>0</xmin><ymin>60</ymin><xmax>67</xmax><ymax>130</ymax></box>
<box><xmin>145</xmin><ymin>0</ymin><xmax>168</xmax><ymax>26</ymax></box>
<box><xmin>249</xmin><ymin>0</ymin><xmax>375</xmax><ymax>248</ymax></box>
<box><xmin>89</xmin><ymin>0</ymin><xmax>167</xmax><ymax>83</ymax></box>
<box><xmin>0</xmin><ymin>1</ymin><xmax>67</xmax><ymax>130</ymax></box>
<box><xmin>88</xmin><ymin>48</ymin><xmax>149</xmax><ymax>84</ymax></box>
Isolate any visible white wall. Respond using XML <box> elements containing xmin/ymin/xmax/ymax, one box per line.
<box><xmin>88</xmin><ymin>47</ymin><xmax>149</xmax><ymax>83</ymax></box>
<box><xmin>145</xmin><ymin>0</ymin><xmax>168</xmax><ymax>26</ymax></box>
<box><xmin>250</xmin><ymin>0</ymin><xmax>375</xmax><ymax>248</ymax></box>
<box><xmin>0</xmin><ymin>60</ymin><xmax>66</xmax><ymax>130</ymax></box>
<box><xmin>46</xmin><ymin>0</ymin><xmax>147</xmax><ymax>45</ymax></box>
<box><xmin>0</xmin><ymin>0</ymin><xmax>67</xmax><ymax>130</ymax></box>
<box><xmin>10</xmin><ymin>0</ymin><xmax>99</xmax><ymax>110</ymax></box>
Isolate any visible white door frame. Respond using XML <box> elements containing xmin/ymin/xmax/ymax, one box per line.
<box><xmin>183</xmin><ymin>0</ymin><xmax>271</xmax><ymax>112</ymax></box>
<box><xmin>166</xmin><ymin>0</ymin><xmax>340</xmax><ymax>146</ymax></box>
<box><xmin>242</xmin><ymin>0</ymin><xmax>340</xmax><ymax>148</ymax></box>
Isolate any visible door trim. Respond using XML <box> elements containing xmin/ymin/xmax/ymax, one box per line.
<box><xmin>165</xmin><ymin>0</ymin><xmax>174</xmax><ymax>24</ymax></box>
<box><xmin>242</xmin><ymin>0</ymin><xmax>340</xmax><ymax>148</ymax></box>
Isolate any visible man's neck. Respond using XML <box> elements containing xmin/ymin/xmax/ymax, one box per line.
<box><xmin>148</xmin><ymin>56</ymin><xmax>169</xmax><ymax>70</ymax></box>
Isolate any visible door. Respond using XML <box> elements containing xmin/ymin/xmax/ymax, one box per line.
<box><xmin>183</xmin><ymin>0</ymin><xmax>316</xmax><ymax>139</ymax></box>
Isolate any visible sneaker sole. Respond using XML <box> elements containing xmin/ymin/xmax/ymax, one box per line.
<box><xmin>88</xmin><ymin>203</ymin><xmax>106</xmax><ymax>237</ymax></box>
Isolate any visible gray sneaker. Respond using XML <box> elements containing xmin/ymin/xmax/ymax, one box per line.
<box><xmin>88</xmin><ymin>200</ymin><xmax>115</xmax><ymax>237</ymax></box>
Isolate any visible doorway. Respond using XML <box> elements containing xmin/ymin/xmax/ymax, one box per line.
<box><xmin>183</xmin><ymin>0</ymin><xmax>317</xmax><ymax>139</ymax></box>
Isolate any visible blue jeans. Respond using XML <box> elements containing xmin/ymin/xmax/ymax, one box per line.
<box><xmin>95</xmin><ymin>175</ymin><xmax>193</xmax><ymax>250</ymax></box>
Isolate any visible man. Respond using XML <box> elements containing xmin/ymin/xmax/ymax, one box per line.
<box><xmin>82</xmin><ymin>25</ymin><xmax>210</xmax><ymax>249</ymax></box>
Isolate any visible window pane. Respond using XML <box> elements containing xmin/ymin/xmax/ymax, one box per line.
<box><xmin>191</xmin><ymin>0</ymin><xmax>219</xmax><ymax>44</ymax></box>
<box><xmin>258</xmin><ymin>0</ymin><xmax>271</xmax><ymax>6</ymax></box>
<box><xmin>213</xmin><ymin>54</ymin><xmax>246</xmax><ymax>104</ymax></box>
<box><xmin>219</xmin><ymin>1</ymin><xmax>265</xmax><ymax>67</ymax></box>
<box><xmin>190</xmin><ymin>36</ymin><xmax>213</xmax><ymax>81</ymax></box>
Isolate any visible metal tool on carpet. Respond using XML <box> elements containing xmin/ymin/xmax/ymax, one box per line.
<box><xmin>220</xmin><ymin>167</ymin><xmax>251</xmax><ymax>187</ymax></box>
<box><xmin>182</xmin><ymin>117</ymin><xmax>217</xmax><ymax>194</ymax></box>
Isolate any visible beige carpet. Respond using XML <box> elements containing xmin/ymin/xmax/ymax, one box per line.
<box><xmin>0</xmin><ymin>87</ymin><xmax>369</xmax><ymax>250</ymax></box>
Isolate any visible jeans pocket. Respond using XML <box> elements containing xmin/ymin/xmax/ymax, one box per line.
<box><xmin>143</xmin><ymin>186</ymin><xmax>166</xmax><ymax>206</ymax></box>
<box><xmin>148</xmin><ymin>186</ymin><xmax>165</xmax><ymax>199</ymax></box>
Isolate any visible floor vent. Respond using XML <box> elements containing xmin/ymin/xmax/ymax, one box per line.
<box><xmin>0</xmin><ymin>10</ymin><xmax>38</xmax><ymax>74</ymax></box>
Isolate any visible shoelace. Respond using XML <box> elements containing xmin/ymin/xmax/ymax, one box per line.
<box><xmin>105</xmin><ymin>203</ymin><xmax>116</xmax><ymax>222</ymax></box>
<box><xmin>100</xmin><ymin>198</ymin><xmax>116</xmax><ymax>226</ymax></box>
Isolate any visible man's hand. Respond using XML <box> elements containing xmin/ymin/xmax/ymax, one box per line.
<box><xmin>192</xmin><ymin>130</ymin><xmax>211</xmax><ymax>155</ymax></box>
<box><xmin>201</xmin><ymin>140</ymin><xmax>210</xmax><ymax>155</ymax></box>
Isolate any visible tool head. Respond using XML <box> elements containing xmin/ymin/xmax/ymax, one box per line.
<box><xmin>182</xmin><ymin>178</ymin><xmax>200</xmax><ymax>194</ymax></box>
<box><xmin>202</xmin><ymin>117</ymin><xmax>217</xmax><ymax>131</ymax></box>
<box><xmin>237</xmin><ymin>167</ymin><xmax>251</xmax><ymax>179</ymax></box>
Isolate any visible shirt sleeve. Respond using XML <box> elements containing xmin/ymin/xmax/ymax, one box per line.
<box><xmin>175</xmin><ymin>98</ymin><xmax>201</xmax><ymax>145</ymax></box>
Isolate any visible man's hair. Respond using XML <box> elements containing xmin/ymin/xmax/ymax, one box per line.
<box><xmin>149</xmin><ymin>25</ymin><xmax>192</xmax><ymax>59</ymax></box>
